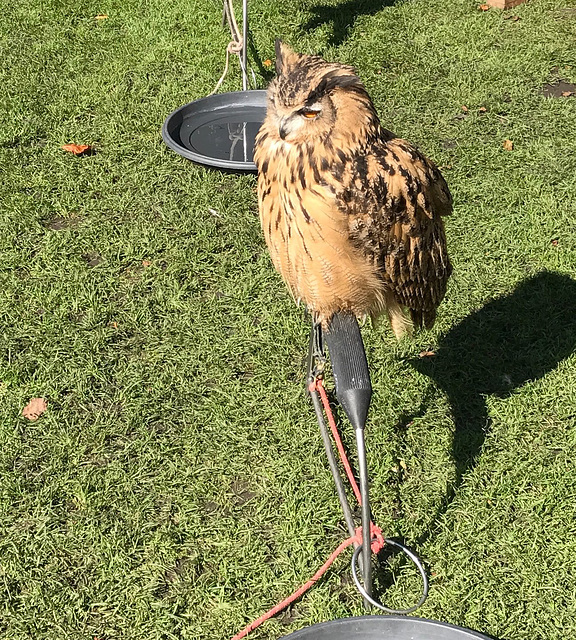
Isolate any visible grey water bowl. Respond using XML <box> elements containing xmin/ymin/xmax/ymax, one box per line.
<box><xmin>162</xmin><ymin>90</ymin><xmax>267</xmax><ymax>173</ymax></box>
<box><xmin>281</xmin><ymin>616</ymin><xmax>493</xmax><ymax>640</ymax></box>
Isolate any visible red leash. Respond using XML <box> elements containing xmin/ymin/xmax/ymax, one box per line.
<box><xmin>311</xmin><ymin>379</ymin><xmax>362</xmax><ymax>504</ymax></box>
<box><xmin>230</xmin><ymin>378</ymin><xmax>384</xmax><ymax>640</ymax></box>
<box><xmin>231</xmin><ymin>524</ymin><xmax>383</xmax><ymax>640</ymax></box>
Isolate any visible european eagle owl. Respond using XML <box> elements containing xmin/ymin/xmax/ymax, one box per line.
<box><xmin>254</xmin><ymin>41</ymin><xmax>452</xmax><ymax>337</ymax></box>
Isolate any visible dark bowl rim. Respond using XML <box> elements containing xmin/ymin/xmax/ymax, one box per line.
<box><xmin>281</xmin><ymin>615</ymin><xmax>494</xmax><ymax>640</ymax></box>
<box><xmin>161</xmin><ymin>89</ymin><xmax>267</xmax><ymax>172</ymax></box>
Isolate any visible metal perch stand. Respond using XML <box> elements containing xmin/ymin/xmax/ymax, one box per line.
<box><xmin>307</xmin><ymin>313</ymin><xmax>429</xmax><ymax>613</ymax></box>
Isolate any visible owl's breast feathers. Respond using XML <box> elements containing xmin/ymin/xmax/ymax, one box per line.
<box><xmin>254</xmin><ymin>128</ymin><xmax>452</xmax><ymax>329</ymax></box>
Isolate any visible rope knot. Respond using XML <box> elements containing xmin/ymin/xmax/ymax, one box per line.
<box><xmin>227</xmin><ymin>38</ymin><xmax>244</xmax><ymax>54</ymax></box>
<box><xmin>354</xmin><ymin>524</ymin><xmax>385</xmax><ymax>554</ymax></box>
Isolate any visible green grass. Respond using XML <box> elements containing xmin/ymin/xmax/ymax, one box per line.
<box><xmin>1</xmin><ymin>0</ymin><xmax>576</xmax><ymax>638</ymax></box>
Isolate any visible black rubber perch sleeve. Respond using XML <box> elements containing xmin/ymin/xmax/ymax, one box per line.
<box><xmin>324</xmin><ymin>313</ymin><xmax>372</xmax><ymax>431</ymax></box>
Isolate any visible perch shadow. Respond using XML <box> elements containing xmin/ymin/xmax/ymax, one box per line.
<box><xmin>246</xmin><ymin>27</ymin><xmax>275</xmax><ymax>84</ymax></box>
<box><xmin>370</xmin><ymin>271</ymin><xmax>576</xmax><ymax>609</ymax></box>
<box><xmin>407</xmin><ymin>270</ymin><xmax>576</xmax><ymax>540</ymax></box>
<box><xmin>302</xmin><ymin>0</ymin><xmax>398</xmax><ymax>47</ymax></box>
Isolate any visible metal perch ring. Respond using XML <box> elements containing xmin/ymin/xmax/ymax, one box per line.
<box><xmin>351</xmin><ymin>538</ymin><xmax>429</xmax><ymax>614</ymax></box>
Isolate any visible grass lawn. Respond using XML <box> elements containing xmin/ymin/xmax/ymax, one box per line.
<box><xmin>1</xmin><ymin>0</ymin><xmax>576</xmax><ymax>638</ymax></box>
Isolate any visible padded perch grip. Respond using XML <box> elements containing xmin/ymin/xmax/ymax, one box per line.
<box><xmin>324</xmin><ymin>313</ymin><xmax>372</xmax><ymax>430</ymax></box>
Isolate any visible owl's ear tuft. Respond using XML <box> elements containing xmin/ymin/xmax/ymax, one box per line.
<box><xmin>275</xmin><ymin>39</ymin><xmax>296</xmax><ymax>75</ymax></box>
<box><xmin>275</xmin><ymin>39</ymin><xmax>283</xmax><ymax>75</ymax></box>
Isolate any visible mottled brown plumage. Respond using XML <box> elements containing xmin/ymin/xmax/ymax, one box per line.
<box><xmin>254</xmin><ymin>41</ymin><xmax>452</xmax><ymax>336</ymax></box>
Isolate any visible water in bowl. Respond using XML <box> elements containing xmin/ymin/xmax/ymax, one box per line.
<box><xmin>182</xmin><ymin>113</ymin><xmax>262</xmax><ymax>163</ymax></box>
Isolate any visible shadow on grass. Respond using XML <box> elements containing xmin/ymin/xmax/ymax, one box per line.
<box><xmin>409</xmin><ymin>270</ymin><xmax>576</xmax><ymax>540</ymax></box>
<box><xmin>247</xmin><ymin>29</ymin><xmax>275</xmax><ymax>86</ymax></box>
<box><xmin>371</xmin><ymin>272</ymin><xmax>576</xmax><ymax>615</ymax></box>
<box><xmin>302</xmin><ymin>0</ymin><xmax>398</xmax><ymax>47</ymax></box>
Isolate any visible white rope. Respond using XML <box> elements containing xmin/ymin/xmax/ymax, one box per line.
<box><xmin>209</xmin><ymin>0</ymin><xmax>245</xmax><ymax>95</ymax></box>
<box><xmin>208</xmin><ymin>39</ymin><xmax>244</xmax><ymax>96</ymax></box>
<box><xmin>225</xmin><ymin>0</ymin><xmax>242</xmax><ymax>42</ymax></box>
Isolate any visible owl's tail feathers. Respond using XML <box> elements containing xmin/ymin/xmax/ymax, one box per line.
<box><xmin>379</xmin><ymin>294</ymin><xmax>413</xmax><ymax>340</ymax></box>
<box><xmin>410</xmin><ymin>308</ymin><xmax>437</xmax><ymax>331</ymax></box>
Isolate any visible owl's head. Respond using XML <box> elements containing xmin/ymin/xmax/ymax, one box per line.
<box><xmin>265</xmin><ymin>41</ymin><xmax>378</xmax><ymax>145</ymax></box>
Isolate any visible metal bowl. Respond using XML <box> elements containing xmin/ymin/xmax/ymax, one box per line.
<box><xmin>281</xmin><ymin>616</ymin><xmax>493</xmax><ymax>640</ymax></box>
<box><xmin>162</xmin><ymin>90</ymin><xmax>267</xmax><ymax>173</ymax></box>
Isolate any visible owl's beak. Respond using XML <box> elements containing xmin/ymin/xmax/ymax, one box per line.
<box><xmin>279</xmin><ymin>118</ymin><xmax>289</xmax><ymax>140</ymax></box>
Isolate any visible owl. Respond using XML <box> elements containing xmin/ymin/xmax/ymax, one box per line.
<box><xmin>254</xmin><ymin>41</ymin><xmax>452</xmax><ymax>337</ymax></box>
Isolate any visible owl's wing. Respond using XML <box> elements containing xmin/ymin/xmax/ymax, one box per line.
<box><xmin>353</xmin><ymin>137</ymin><xmax>452</xmax><ymax>328</ymax></box>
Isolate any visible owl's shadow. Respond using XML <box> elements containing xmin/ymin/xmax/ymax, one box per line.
<box><xmin>302</xmin><ymin>0</ymin><xmax>398</xmax><ymax>47</ymax></box>
<box><xmin>401</xmin><ymin>271</ymin><xmax>576</xmax><ymax>542</ymax></box>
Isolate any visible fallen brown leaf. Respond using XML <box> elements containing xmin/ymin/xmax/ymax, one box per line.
<box><xmin>478</xmin><ymin>106</ymin><xmax>487</xmax><ymax>113</ymax></box>
<box><xmin>142</xmin><ymin>260</ymin><xmax>152</xmax><ymax>268</ymax></box>
<box><xmin>561</xmin><ymin>90</ymin><xmax>575</xmax><ymax>97</ymax></box>
<box><xmin>61</xmin><ymin>144</ymin><xmax>92</xmax><ymax>155</ymax></box>
<box><xmin>479</xmin><ymin>4</ymin><xmax>490</xmax><ymax>10</ymax></box>
<box><xmin>22</xmin><ymin>397</ymin><xmax>47</xmax><ymax>421</ymax></box>
<box><xmin>551</xmin><ymin>238</ymin><xmax>559</xmax><ymax>247</ymax></box>
<box><xmin>503</xmin><ymin>139</ymin><xmax>514</xmax><ymax>151</ymax></box>
<box><xmin>419</xmin><ymin>350</ymin><xmax>436</xmax><ymax>358</ymax></box>
<box><xmin>263</xmin><ymin>59</ymin><xmax>272</xmax><ymax>68</ymax></box>
<box><xmin>461</xmin><ymin>105</ymin><xmax>469</xmax><ymax>112</ymax></box>
<box><xmin>95</xmin><ymin>14</ymin><xmax>108</xmax><ymax>20</ymax></box>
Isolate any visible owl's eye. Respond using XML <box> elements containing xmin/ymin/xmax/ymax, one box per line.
<box><xmin>301</xmin><ymin>109</ymin><xmax>320</xmax><ymax>119</ymax></box>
